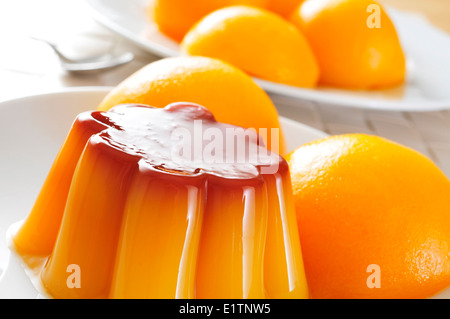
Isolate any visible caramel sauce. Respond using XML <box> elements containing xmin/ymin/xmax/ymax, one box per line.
<box><xmin>90</xmin><ymin>103</ymin><xmax>281</xmax><ymax>179</ymax></box>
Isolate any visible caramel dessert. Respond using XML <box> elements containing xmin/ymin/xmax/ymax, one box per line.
<box><xmin>11</xmin><ymin>102</ymin><xmax>308</xmax><ymax>299</ymax></box>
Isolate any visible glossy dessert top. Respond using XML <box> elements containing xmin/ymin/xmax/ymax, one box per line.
<box><xmin>89</xmin><ymin>103</ymin><xmax>283</xmax><ymax>179</ymax></box>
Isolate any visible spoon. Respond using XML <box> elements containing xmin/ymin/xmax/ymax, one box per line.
<box><xmin>30</xmin><ymin>36</ymin><xmax>134</xmax><ymax>73</ymax></box>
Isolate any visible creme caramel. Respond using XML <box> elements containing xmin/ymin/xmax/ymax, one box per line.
<box><xmin>12</xmin><ymin>102</ymin><xmax>308</xmax><ymax>299</ymax></box>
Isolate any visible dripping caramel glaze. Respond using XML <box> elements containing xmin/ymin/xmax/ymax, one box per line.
<box><xmin>11</xmin><ymin>103</ymin><xmax>308</xmax><ymax>299</ymax></box>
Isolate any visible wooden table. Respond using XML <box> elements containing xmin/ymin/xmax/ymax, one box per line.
<box><xmin>382</xmin><ymin>0</ymin><xmax>450</xmax><ymax>34</ymax></box>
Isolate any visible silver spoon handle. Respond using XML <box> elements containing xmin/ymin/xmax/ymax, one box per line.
<box><xmin>28</xmin><ymin>36</ymin><xmax>76</xmax><ymax>63</ymax></box>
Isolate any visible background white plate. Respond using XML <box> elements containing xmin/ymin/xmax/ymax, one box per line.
<box><xmin>0</xmin><ymin>87</ymin><xmax>327</xmax><ymax>280</ymax></box>
<box><xmin>85</xmin><ymin>0</ymin><xmax>450</xmax><ymax>111</ymax></box>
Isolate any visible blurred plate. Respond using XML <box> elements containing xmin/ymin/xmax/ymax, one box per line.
<box><xmin>85</xmin><ymin>0</ymin><xmax>450</xmax><ymax>111</ymax></box>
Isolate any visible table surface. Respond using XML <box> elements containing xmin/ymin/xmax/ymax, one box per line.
<box><xmin>1</xmin><ymin>0</ymin><xmax>450</xmax><ymax>178</ymax></box>
<box><xmin>382</xmin><ymin>0</ymin><xmax>450</xmax><ymax>34</ymax></box>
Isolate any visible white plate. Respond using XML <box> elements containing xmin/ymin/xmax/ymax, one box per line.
<box><xmin>0</xmin><ymin>87</ymin><xmax>327</xmax><ymax>298</ymax></box>
<box><xmin>85</xmin><ymin>0</ymin><xmax>450</xmax><ymax>111</ymax></box>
